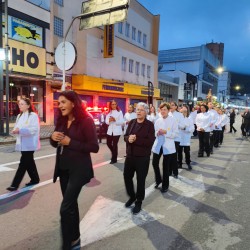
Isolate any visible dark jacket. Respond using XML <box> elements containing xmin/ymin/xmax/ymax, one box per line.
<box><xmin>50</xmin><ymin>116</ymin><xmax>99</xmax><ymax>184</ymax></box>
<box><xmin>230</xmin><ymin>111</ymin><xmax>236</xmax><ymax>122</ymax></box>
<box><xmin>242</xmin><ymin>111</ymin><xmax>250</xmax><ymax>126</ymax></box>
<box><xmin>124</xmin><ymin>118</ymin><xmax>155</xmax><ymax>157</ymax></box>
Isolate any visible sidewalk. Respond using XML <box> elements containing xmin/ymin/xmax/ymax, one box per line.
<box><xmin>0</xmin><ymin>125</ymin><xmax>55</xmax><ymax>145</ymax></box>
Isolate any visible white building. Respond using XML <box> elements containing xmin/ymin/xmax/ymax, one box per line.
<box><xmin>3</xmin><ymin>0</ymin><xmax>160</xmax><ymax>125</ymax></box>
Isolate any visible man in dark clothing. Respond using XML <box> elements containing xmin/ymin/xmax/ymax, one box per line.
<box><xmin>229</xmin><ymin>109</ymin><xmax>237</xmax><ymax>133</ymax></box>
<box><xmin>123</xmin><ymin>102</ymin><xmax>155</xmax><ymax>215</ymax></box>
<box><xmin>241</xmin><ymin>108</ymin><xmax>250</xmax><ymax>137</ymax></box>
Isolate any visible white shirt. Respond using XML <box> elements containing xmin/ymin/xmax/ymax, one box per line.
<box><xmin>208</xmin><ymin>109</ymin><xmax>219</xmax><ymax>131</ymax></box>
<box><xmin>105</xmin><ymin>110</ymin><xmax>124</xmax><ymax>136</ymax></box>
<box><xmin>214</xmin><ymin>114</ymin><xmax>222</xmax><ymax>131</ymax></box>
<box><xmin>123</xmin><ymin>112</ymin><xmax>136</xmax><ymax>133</ymax></box>
<box><xmin>147</xmin><ymin>113</ymin><xmax>159</xmax><ymax>123</ymax></box>
<box><xmin>152</xmin><ymin>115</ymin><xmax>178</xmax><ymax>155</ymax></box>
<box><xmin>190</xmin><ymin>110</ymin><xmax>197</xmax><ymax>125</ymax></box>
<box><xmin>196</xmin><ymin>112</ymin><xmax>212</xmax><ymax>132</ymax></box>
<box><xmin>169</xmin><ymin>111</ymin><xmax>185</xmax><ymax>142</ymax></box>
<box><xmin>14</xmin><ymin>111</ymin><xmax>40</xmax><ymax>151</ymax></box>
<box><xmin>221</xmin><ymin>113</ymin><xmax>229</xmax><ymax>127</ymax></box>
<box><xmin>179</xmin><ymin>116</ymin><xmax>194</xmax><ymax>146</ymax></box>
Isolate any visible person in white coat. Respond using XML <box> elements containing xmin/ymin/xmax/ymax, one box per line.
<box><xmin>147</xmin><ymin>105</ymin><xmax>159</xmax><ymax>124</ymax></box>
<box><xmin>178</xmin><ymin>105</ymin><xmax>194</xmax><ymax>170</ymax></box>
<box><xmin>219</xmin><ymin>109</ymin><xmax>229</xmax><ymax>144</ymax></box>
<box><xmin>6</xmin><ymin>98</ymin><xmax>40</xmax><ymax>191</ymax></box>
<box><xmin>213</xmin><ymin>107</ymin><xmax>223</xmax><ymax>148</ymax></box>
<box><xmin>208</xmin><ymin>102</ymin><xmax>219</xmax><ymax>154</ymax></box>
<box><xmin>196</xmin><ymin>104</ymin><xmax>212</xmax><ymax>157</ymax></box>
<box><xmin>169</xmin><ymin>101</ymin><xmax>185</xmax><ymax>174</ymax></box>
<box><xmin>105</xmin><ymin>100</ymin><xmax>124</xmax><ymax>164</ymax></box>
<box><xmin>123</xmin><ymin>104</ymin><xmax>136</xmax><ymax>134</ymax></box>
<box><xmin>152</xmin><ymin>102</ymin><xmax>178</xmax><ymax>192</ymax></box>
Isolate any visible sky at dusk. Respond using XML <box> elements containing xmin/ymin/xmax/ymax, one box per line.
<box><xmin>137</xmin><ymin>0</ymin><xmax>250</xmax><ymax>75</ymax></box>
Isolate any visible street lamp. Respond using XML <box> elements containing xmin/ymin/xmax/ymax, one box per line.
<box><xmin>148</xmin><ymin>81</ymin><xmax>154</xmax><ymax>107</ymax></box>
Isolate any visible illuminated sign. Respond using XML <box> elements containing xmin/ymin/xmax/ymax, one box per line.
<box><xmin>4</xmin><ymin>39</ymin><xmax>46</xmax><ymax>76</ymax></box>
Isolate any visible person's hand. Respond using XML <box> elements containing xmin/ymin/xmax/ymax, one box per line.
<box><xmin>12</xmin><ymin>128</ymin><xmax>20</xmax><ymax>134</ymax></box>
<box><xmin>157</xmin><ymin>129</ymin><xmax>166</xmax><ymax>136</ymax></box>
<box><xmin>59</xmin><ymin>135</ymin><xmax>71</xmax><ymax>146</ymax></box>
<box><xmin>51</xmin><ymin>131</ymin><xmax>65</xmax><ymax>142</ymax></box>
<box><xmin>128</xmin><ymin>134</ymin><xmax>136</xmax><ymax>143</ymax></box>
<box><xmin>109</xmin><ymin>116</ymin><xmax>115</xmax><ymax>122</ymax></box>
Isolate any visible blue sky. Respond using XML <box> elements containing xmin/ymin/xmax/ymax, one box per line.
<box><xmin>137</xmin><ymin>0</ymin><xmax>250</xmax><ymax>74</ymax></box>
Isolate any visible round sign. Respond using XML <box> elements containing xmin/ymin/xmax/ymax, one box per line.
<box><xmin>55</xmin><ymin>41</ymin><xmax>77</xmax><ymax>71</ymax></box>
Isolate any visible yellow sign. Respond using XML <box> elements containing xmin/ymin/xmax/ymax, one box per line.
<box><xmin>72</xmin><ymin>75</ymin><xmax>160</xmax><ymax>98</ymax></box>
<box><xmin>4</xmin><ymin>39</ymin><xmax>46</xmax><ymax>76</ymax></box>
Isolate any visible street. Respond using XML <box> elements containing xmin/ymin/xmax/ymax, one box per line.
<box><xmin>0</xmin><ymin>117</ymin><xmax>250</xmax><ymax>250</ymax></box>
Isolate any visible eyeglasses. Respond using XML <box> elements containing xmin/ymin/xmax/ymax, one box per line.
<box><xmin>136</xmin><ymin>109</ymin><xmax>145</xmax><ymax>112</ymax></box>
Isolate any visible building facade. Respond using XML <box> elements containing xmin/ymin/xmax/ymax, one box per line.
<box><xmin>159</xmin><ymin>44</ymin><xmax>222</xmax><ymax>101</ymax></box>
<box><xmin>2</xmin><ymin>0</ymin><xmax>160</xmax><ymax>126</ymax></box>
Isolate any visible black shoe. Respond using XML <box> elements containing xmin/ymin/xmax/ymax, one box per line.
<box><xmin>178</xmin><ymin>164</ymin><xmax>182</xmax><ymax>169</ymax></box>
<box><xmin>154</xmin><ymin>182</ymin><xmax>162</xmax><ymax>189</ymax></box>
<box><xmin>173</xmin><ymin>175</ymin><xmax>178</xmax><ymax>179</ymax></box>
<box><xmin>71</xmin><ymin>238</ymin><xmax>81</xmax><ymax>250</ymax></box>
<box><xmin>110</xmin><ymin>160</ymin><xmax>117</xmax><ymax>164</ymax></box>
<box><xmin>6</xmin><ymin>186</ymin><xmax>18</xmax><ymax>191</ymax></box>
<box><xmin>198</xmin><ymin>154</ymin><xmax>204</xmax><ymax>157</ymax></box>
<box><xmin>187</xmin><ymin>164</ymin><xmax>192</xmax><ymax>170</ymax></box>
<box><xmin>206</xmin><ymin>152</ymin><xmax>210</xmax><ymax>157</ymax></box>
<box><xmin>125</xmin><ymin>198</ymin><xmax>136</xmax><ymax>208</ymax></box>
<box><xmin>160</xmin><ymin>187</ymin><xmax>168</xmax><ymax>193</ymax></box>
<box><xmin>210</xmin><ymin>151</ymin><xmax>213</xmax><ymax>154</ymax></box>
<box><xmin>132</xmin><ymin>202</ymin><xmax>141</xmax><ymax>215</ymax></box>
<box><xmin>25</xmin><ymin>181</ymin><xmax>39</xmax><ymax>186</ymax></box>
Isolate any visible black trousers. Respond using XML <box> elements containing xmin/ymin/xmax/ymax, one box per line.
<box><xmin>123</xmin><ymin>155</ymin><xmax>150</xmax><ymax>202</ymax></box>
<box><xmin>11</xmin><ymin>151</ymin><xmax>40</xmax><ymax>188</ymax></box>
<box><xmin>178</xmin><ymin>145</ymin><xmax>191</xmax><ymax>165</ymax></box>
<box><xmin>169</xmin><ymin>142</ymin><xmax>179</xmax><ymax>176</ymax></box>
<box><xmin>230</xmin><ymin>121</ymin><xmax>236</xmax><ymax>132</ymax></box>
<box><xmin>59</xmin><ymin>169</ymin><xmax>86</xmax><ymax>250</ymax></box>
<box><xmin>213</xmin><ymin>130</ymin><xmax>221</xmax><ymax>147</ymax></box>
<box><xmin>106</xmin><ymin>134</ymin><xmax>120</xmax><ymax>162</ymax></box>
<box><xmin>152</xmin><ymin>150</ymin><xmax>174</xmax><ymax>189</ymax></box>
<box><xmin>193</xmin><ymin>124</ymin><xmax>198</xmax><ymax>136</ymax></box>
<box><xmin>209</xmin><ymin>131</ymin><xmax>214</xmax><ymax>153</ymax></box>
<box><xmin>219</xmin><ymin>126</ymin><xmax>225</xmax><ymax>144</ymax></box>
<box><xmin>198</xmin><ymin>131</ymin><xmax>210</xmax><ymax>156</ymax></box>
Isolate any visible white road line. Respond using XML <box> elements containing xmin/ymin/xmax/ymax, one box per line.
<box><xmin>0</xmin><ymin>157</ymin><xmax>123</xmax><ymax>200</ymax></box>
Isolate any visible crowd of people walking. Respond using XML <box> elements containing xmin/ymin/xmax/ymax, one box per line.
<box><xmin>5</xmin><ymin>90</ymin><xmax>250</xmax><ymax>249</ymax></box>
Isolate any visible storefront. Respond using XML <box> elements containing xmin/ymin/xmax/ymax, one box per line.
<box><xmin>71</xmin><ymin>75</ymin><xmax>160</xmax><ymax>114</ymax></box>
<box><xmin>3</xmin><ymin>39</ymin><xmax>46</xmax><ymax>122</ymax></box>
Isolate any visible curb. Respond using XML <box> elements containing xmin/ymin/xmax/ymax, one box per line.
<box><xmin>0</xmin><ymin>136</ymin><xmax>51</xmax><ymax>145</ymax></box>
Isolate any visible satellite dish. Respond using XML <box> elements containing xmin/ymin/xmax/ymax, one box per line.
<box><xmin>55</xmin><ymin>42</ymin><xmax>77</xmax><ymax>71</ymax></box>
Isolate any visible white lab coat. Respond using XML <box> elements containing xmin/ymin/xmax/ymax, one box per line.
<box><xmin>123</xmin><ymin>112</ymin><xmax>136</xmax><ymax>133</ymax></box>
<box><xmin>196</xmin><ymin>112</ymin><xmax>212</xmax><ymax>132</ymax></box>
<box><xmin>14</xmin><ymin>111</ymin><xmax>40</xmax><ymax>151</ymax></box>
<box><xmin>179</xmin><ymin>116</ymin><xmax>194</xmax><ymax>146</ymax></box>
<box><xmin>105</xmin><ymin>110</ymin><xmax>124</xmax><ymax>136</ymax></box>
<box><xmin>152</xmin><ymin>115</ymin><xmax>178</xmax><ymax>155</ymax></box>
<box><xmin>169</xmin><ymin>111</ymin><xmax>185</xmax><ymax>142</ymax></box>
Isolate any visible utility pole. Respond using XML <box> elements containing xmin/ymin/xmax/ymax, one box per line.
<box><xmin>0</xmin><ymin>1</ymin><xmax>4</xmax><ymax>135</ymax></box>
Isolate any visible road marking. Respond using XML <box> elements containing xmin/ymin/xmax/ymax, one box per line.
<box><xmin>79</xmin><ymin>194</ymin><xmax>164</xmax><ymax>247</ymax></box>
<box><xmin>0</xmin><ymin>166</ymin><xmax>15</xmax><ymax>172</ymax></box>
<box><xmin>0</xmin><ymin>157</ymin><xmax>123</xmax><ymax>200</ymax></box>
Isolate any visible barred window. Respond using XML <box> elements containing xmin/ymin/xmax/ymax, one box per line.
<box><xmin>54</xmin><ymin>0</ymin><xmax>63</xmax><ymax>6</ymax></box>
<box><xmin>54</xmin><ymin>16</ymin><xmax>64</xmax><ymax>37</ymax></box>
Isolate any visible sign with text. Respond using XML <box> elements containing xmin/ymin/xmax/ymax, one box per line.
<box><xmin>4</xmin><ymin>39</ymin><xmax>46</xmax><ymax>76</ymax></box>
<box><xmin>79</xmin><ymin>0</ymin><xmax>129</xmax><ymax>30</ymax></box>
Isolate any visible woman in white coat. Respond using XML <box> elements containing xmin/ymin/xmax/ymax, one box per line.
<box><xmin>105</xmin><ymin>100</ymin><xmax>124</xmax><ymax>164</ymax></box>
<box><xmin>152</xmin><ymin>102</ymin><xmax>178</xmax><ymax>192</ymax></box>
<box><xmin>178</xmin><ymin>105</ymin><xmax>194</xmax><ymax>170</ymax></box>
<box><xmin>123</xmin><ymin>104</ymin><xmax>136</xmax><ymax>134</ymax></box>
<box><xmin>6</xmin><ymin>98</ymin><xmax>40</xmax><ymax>191</ymax></box>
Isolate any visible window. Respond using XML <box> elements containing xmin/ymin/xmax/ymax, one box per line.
<box><xmin>137</xmin><ymin>30</ymin><xmax>142</xmax><ymax>43</ymax></box>
<box><xmin>143</xmin><ymin>34</ymin><xmax>147</xmax><ymax>47</ymax></box>
<box><xmin>135</xmin><ymin>62</ymin><xmax>140</xmax><ymax>76</ymax></box>
<box><xmin>121</xmin><ymin>57</ymin><xmax>127</xmax><ymax>71</ymax></box>
<box><xmin>54</xmin><ymin>0</ymin><xmax>63</xmax><ymax>6</ymax></box>
<box><xmin>147</xmin><ymin>65</ymin><xmax>151</xmax><ymax>78</ymax></box>
<box><xmin>125</xmin><ymin>22</ymin><xmax>130</xmax><ymax>37</ymax></box>
<box><xmin>118</xmin><ymin>23</ymin><xmax>123</xmax><ymax>34</ymax></box>
<box><xmin>54</xmin><ymin>16</ymin><xmax>64</xmax><ymax>37</ymax></box>
<box><xmin>26</xmin><ymin>0</ymin><xmax>50</xmax><ymax>10</ymax></box>
<box><xmin>132</xmin><ymin>27</ymin><xmax>136</xmax><ymax>41</ymax></box>
<box><xmin>141</xmin><ymin>64</ymin><xmax>145</xmax><ymax>76</ymax></box>
<box><xmin>129</xmin><ymin>59</ymin><xmax>134</xmax><ymax>73</ymax></box>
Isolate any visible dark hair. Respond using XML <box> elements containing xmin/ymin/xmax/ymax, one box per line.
<box><xmin>57</xmin><ymin>91</ymin><xmax>88</xmax><ymax>124</ymax></box>
<box><xmin>149</xmin><ymin>105</ymin><xmax>157</xmax><ymax>115</ymax></box>
<box><xmin>108</xmin><ymin>100</ymin><xmax>120</xmax><ymax>112</ymax></box>
<box><xmin>20</xmin><ymin>98</ymin><xmax>34</xmax><ymax>114</ymax></box>
<box><xmin>182</xmin><ymin>104</ymin><xmax>190</xmax><ymax>117</ymax></box>
<box><xmin>200</xmin><ymin>104</ymin><xmax>208</xmax><ymax>112</ymax></box>
<box><xmin>170</xmin><ymin>101</ymin><xmax>179</xmax><ymax>112</ymax></box>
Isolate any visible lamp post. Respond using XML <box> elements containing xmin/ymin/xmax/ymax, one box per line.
<box><xmin>147</xmin><ymin>81</ymin><xmax>154</xmax><ymax>107</ymax></box>
<box><xmin>9</xmin><ymin>82</ymin><xmax>14</xmax><ymax>119</ymax></box>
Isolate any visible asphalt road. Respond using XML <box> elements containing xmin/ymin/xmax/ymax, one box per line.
<box><xmin>0</xmin><ymin>116</ymin><xmax>250</xmax><ymax>250</ymax></box>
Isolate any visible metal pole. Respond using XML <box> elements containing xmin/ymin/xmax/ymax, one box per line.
<box><xmin>0</xmin><ymin>2</ymin><xmax>4</xmax><ymax>135</ymax></box>
<box><xmin>4</xmin><ymin>0</ymin><xmax>9</xmax><ymax>135</ymax></box>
